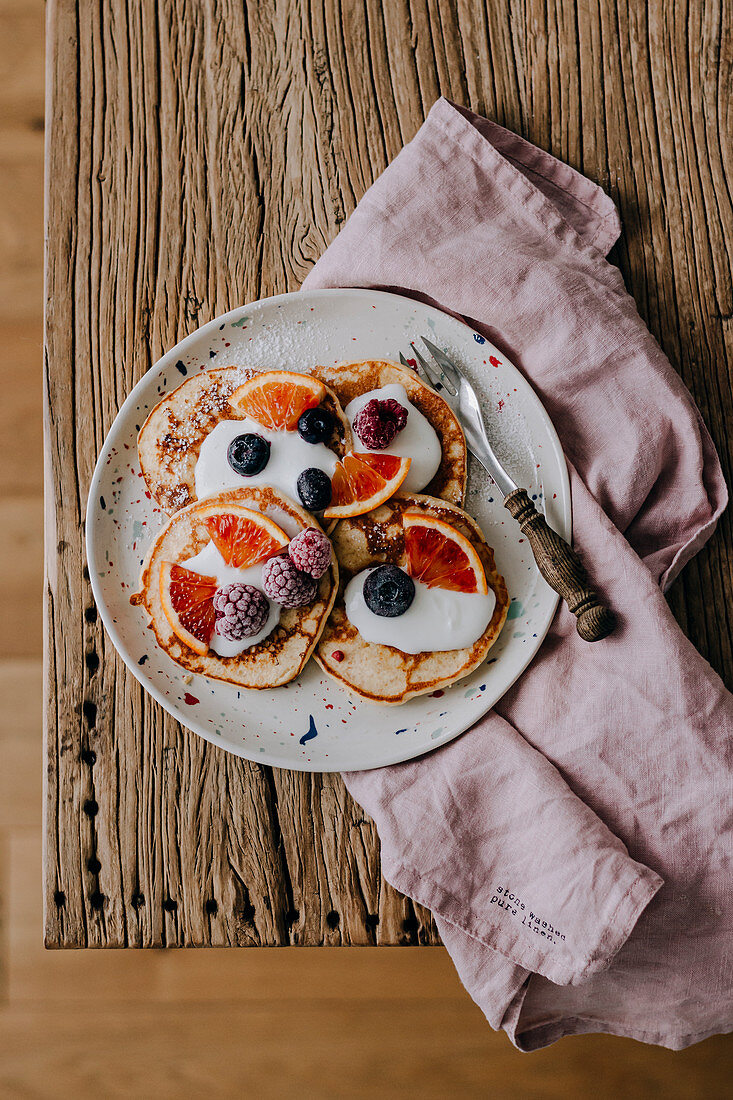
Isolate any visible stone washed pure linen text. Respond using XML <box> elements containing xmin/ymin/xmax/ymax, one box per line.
<box><xmin>303</xmin><ymin>99</ymin><xmax>732</xmax><ymax>1050</ymax></box>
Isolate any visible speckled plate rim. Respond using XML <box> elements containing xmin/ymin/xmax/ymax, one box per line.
<box><xmin>85</xmin><ymin>287</ymin><xmax>571</xmax><ymax>772</ymax></box>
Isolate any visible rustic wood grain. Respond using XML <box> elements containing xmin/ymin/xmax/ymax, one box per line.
<box><xmin>44</xmin><ymin>0</ymin><xmax>733</xmax><ymax>948</ymax></box>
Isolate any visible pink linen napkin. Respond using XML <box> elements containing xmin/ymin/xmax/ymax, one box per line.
<box><xmin>303</xmin><ymin>99</ymin><xmax>732</xmax><ymax>1050</ymax></box>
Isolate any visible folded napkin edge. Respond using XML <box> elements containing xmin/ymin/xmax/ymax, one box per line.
<box><xmin>381</xmin><ymin>851</ymin><xmax>663</xmax><ymax>988</ymax></box>
<box><xmin>439</xmin><ymin>98</ymin><xmax>622</xmax><ymax>257</ymax></box>
<box><xmin>505</xmin><ymin>996</ymin><xmax>733</xmax><ymax>1052</ymax></box>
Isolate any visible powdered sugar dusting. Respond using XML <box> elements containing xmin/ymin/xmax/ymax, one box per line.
<box><xmin>224</xmin><ymin>317</ymin><xmax>348</xmax><ymax>372</ymax></box>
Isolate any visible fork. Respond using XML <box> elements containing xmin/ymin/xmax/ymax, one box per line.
<box><xmin>400</xmin><ymin>337</ymin><xmax>616</xmax><ymax>642</ymax></box>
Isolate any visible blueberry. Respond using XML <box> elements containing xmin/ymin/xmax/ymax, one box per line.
<box><xmin>298</xmin><ymin>407</ymin><xmax>334</xmax><ymax>444</ymax></box>
<box><xmin>227</xmin><ymin>433</ymin><xmax>270</xmax><ymax>476</ymax></box>
<box><xmin>297</xmin><ymin>468</ymin><xmax>332</xmax><ymax>511</ymax></box>
<box><xmin>363</xmin><ymin>565</ymin><xmax>415</xmax><ymax>617</ymax></box>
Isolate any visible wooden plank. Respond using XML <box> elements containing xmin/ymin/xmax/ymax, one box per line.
<box><xmin>0</xmin><ymin>995</ymin><xmax>731</xmax><ymax>1099</ymax></box>
<box><xmin>10</xmin><ymin>829</ymin><xmax>458</xmax><ymax>1001</ymax></box>
<box><xmin>8</xmin><ymin>835</ymin><xmax>733</xmax><ymax>1090</ymax></box>
<box><xmin>0</xmin><ymin>662</ymin><xmax>42</xmax><ymax>829</ymax></box>
<box><xmin>0</xmin><ymin>499</ymin><xmax>43</xmax><ymax>659</ymax></box>
<box><xmin>0</xmin><ymin>0</ymin><xmax>45</xmax><ymax>330</ymax></box>
<box><xmin>7</xmin><ymin>1008</ymin><xmax>733</xmax><ymax>1100</ymax></box>
<box><xmin>0</xmin><ymin>326</ymin><xmax>44</xmax><ymax>498</ymax></box>
<box><xmin>44</xmin><ymin>0</ymin><xmax>732</xmax><ymax>949</ymax></box>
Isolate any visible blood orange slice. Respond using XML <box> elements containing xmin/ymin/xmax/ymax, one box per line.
<box><xmin>229</xmin><ymin>371</ymin><xmax>325</xmax><ymax>431</ymax></box>
<box><xmin>194</xmin><ymin>503</ymin><xmax>289</xmax><ymax>568</ymax></box>
<box><xmin>159</xmin><ymin>562</ymin><xmax>218</xmax><ymax>654</ymax></box>
<box><xmin>324</xmin><ymin>452</ymin><xmax>411</xmax><ymax>519</ymax></box>
<box><xmin>403</xmin><ymin>512</ymin><xmax>488</xmax><ymax>594</ymax></box>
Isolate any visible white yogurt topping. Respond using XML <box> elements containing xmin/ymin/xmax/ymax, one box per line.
<box><xmin>344</xmin><ymin>568</ymin><xmax>495</xmax><ymax>654</ymax></box>
<box><xmin>181</xmin><ymin>540</ymin><xmax>280</xmax><ymax>657</ymax></box>
<box><xmin>345</xmin><ymin>384</ymin><xmax>442</xmax><ymax>493</ymax></box>
<box><xmin>195</xmin><ymin>417</ymin><xmax>339</xmax><ymax>506</ymax></box>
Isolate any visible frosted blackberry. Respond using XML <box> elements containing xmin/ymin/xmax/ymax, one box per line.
<box><xmin>363</xmin><ymin>565</ymin><xmax>415</xmax><ymax>617</ymax></box>
<box><xmin>262</xmin><ymin>556</ymin><xmax>317</xmax><ymax>609</ymax></box>
<box><xmin>213</xmin><ymin>582</ymin><xmax>270</xmax><ymax>640</ymax></box>
<box><xmin>288</xmin><ymin>527</ymin><xmax>332</xmax><ymax>578</ymax></box>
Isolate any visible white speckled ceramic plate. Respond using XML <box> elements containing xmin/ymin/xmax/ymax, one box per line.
<box><xmin>86</xmin><ymin>288</ymin><xmax>570</xmax><ymax>772</ymax></box>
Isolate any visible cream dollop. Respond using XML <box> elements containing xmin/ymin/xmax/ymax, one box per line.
<box><xmin>344</xmin><ymin>567</ymin><xmax>495</xmax><ymax>654</ymax></box>
<box><xmin>345</xmin><ymin>384</ymin><xmax>442</xmax><ymax>492</ymax></box>
<box><xmin>195</xmin><ymin>417</ymin><xmax>338</xmax><ymax>506</ymax></box>
<box><xmin>181</xmin><ymin>540</ymin><xmax>280</xmax><ymax>657</ymax></box>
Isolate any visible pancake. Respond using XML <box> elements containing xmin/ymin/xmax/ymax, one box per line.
<box><xmin>133</xmin><ymin>485</ymin><xmax>338</xmax><ymax>688</ymax></box>
<box><xmin>315</xmin><ymin>494</ymin><xmax>508</xmax><ymax>705</ymax></box>
<box><xmin>311</xmin><ymin>360</ymin><xmax>466</xmax><ymax>505</ymax></box>
<box><xmin>138</xmin><ymin>366</ymin><xmax>352</xmax><ymax>514</ymax></box>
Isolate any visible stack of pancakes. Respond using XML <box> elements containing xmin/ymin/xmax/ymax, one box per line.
<box><xmin>135</xmin><ymin>360</ymin><xmax>508</xmax><ymax>702</ymax></box>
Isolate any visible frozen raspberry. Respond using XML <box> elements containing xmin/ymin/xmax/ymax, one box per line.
<box><xmin>379</xmin><ymin>398</ymin><xmax>408</xmax><ymax>430</ymax></box>
<box><xmin>353</xmin><ymin>398</ymin><xmax>408</xmax><ymax>449</ymax></box>
<box><xmin>288</xmin><ymin>527</ymin><xmax>332</xmax><ymax>578</ymax></box>
<box><xmin>262</xmin><ymin>555</ymin><xmax>317</xmax><ymax>609</ymax></box>
<box><xmin>213</xmin><ymin>583</ymin><xmax>269</xmax><ymax>641</ymax></box>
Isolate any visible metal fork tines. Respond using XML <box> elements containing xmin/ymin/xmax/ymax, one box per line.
<box><xmin>401</xmin><ymin>335</ymin><xmax>516</xmax><ymax>497</ymax></box>
<box><xmin>399</xmin><ymin>339</ymin><xmax>459</xmax><ymax>396</ymax></box>
<box><xmin>398</xmin><ymin>334</ymin><xmax>617</xmax><ymax>642</ymax></box>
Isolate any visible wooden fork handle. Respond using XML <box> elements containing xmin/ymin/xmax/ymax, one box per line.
<box><xmin>504</xmin><ymin>488</ymin><xmax>616</xmax><ymax>642</ymax></box>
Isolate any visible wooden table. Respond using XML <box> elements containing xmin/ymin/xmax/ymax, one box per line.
<box><xmin>44</xmin><ymin>0</ymin><xmax>732</xmax><ymax>949</ymax></box>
